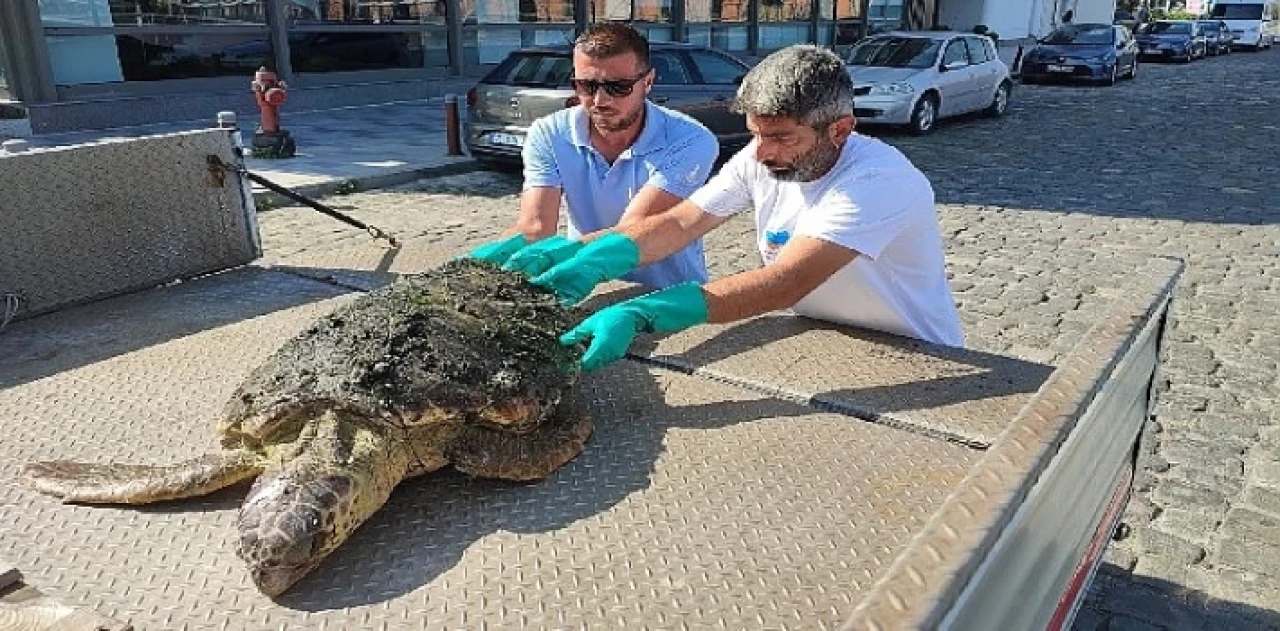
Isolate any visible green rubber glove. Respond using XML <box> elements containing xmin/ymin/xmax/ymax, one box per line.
<box><xmin>501</xmin><ymin>235</ymin><xmax>584</xmax><ymax>277</ymax></box>
<box><xmin>531</xmin><ymin>233</ymin><xmax>641</xmax><ymax>305</ymax></box>
<box><xmin>465</xmin><ymin>233</ymin><xmax>528</xmax><ymax>266</ymax></box>
<box><xmin>560</xmin><ymin>282</ymin><xmax>709</xmax><ymax>373</ymax></box>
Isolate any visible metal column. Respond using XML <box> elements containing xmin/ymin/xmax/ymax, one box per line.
<box><xmin>265</xmin><ymin>0</ymin><xmax>295</xmax><ymax>83</ymax></box>
<box><xmin>0</xmin><ymin>0</ymin><xmax>57</xmax><ymax>103</ymax></box>
<box><xmin>446</xmin><ymin>0</ymin><xmax>465</xmax><ymax>75</ymax></box>
<box><xmin>575</xmin><ymin>0</ymin><xmax>591</xmax><ymax>35</ymax></box>
<box><xmin>748</xmin><ymin>0</ymin><xmax>760</xmax><ymax>55</ymax></box>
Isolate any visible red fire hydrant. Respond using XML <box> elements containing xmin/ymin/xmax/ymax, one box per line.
<box><xmin>250</xmin><ymin>67</ymin><xmax>296</xmax><ymax>159</ymax></box>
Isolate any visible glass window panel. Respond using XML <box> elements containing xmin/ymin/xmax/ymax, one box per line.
<box><xmin>685</xmin><ymin>0</ymin><xmax>748</xmax><ymax>22</ymax></box>
<box><xmin>819</xmin><ymin>0</ymin><xmax>859</xmax><ymax>19</ymax></box>
<box><xmin>287</xmin><ymin>0</ymin><xmax>447</xmax><ymax>25</ymax></box>
<box><xmin>40</xmin><ymin>0</ymin><xmax>268</xmax><ymax>27</ymax></box>
<box><xmin>463</xmin><ymin>27</ymin><xmax>574</xmax><ymax>64</ymax></box>
<box><xmin>45</xmin><ymin>32</ymin><xmax>270</xmax><ymax>84</ymax></box>
<box><xmin>759</xmin><ymin>0</ymin><xmax>810</xmax><ymax>22</ymax></box>
<box><xmin>290</xmin><ymin>31</ymin><xmax>431</xmax><ymax>71</ymax></box>
<box><xmin>759</xmin><ymin>23</ymin><xmax>808</xmax><ymax>47</ymax></box>
<box><xmin>589</xmin><ymin>0</ymin><xmax>671</xmax><ymax>22</ymax></box>
<box><xmin>686</xmin><ymin>24</ymin><xmax>749</xmax><ymax>50</ymax></box>
<box><xmin>460</xmin><ymin>0</ymin><xmax>574</xmax><ymax>24</ymax></box>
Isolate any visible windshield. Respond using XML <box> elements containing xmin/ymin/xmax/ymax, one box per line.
<box><xmin>480</xmin><ymin>53</ymin><xmax>572</xmax><ymax>87</ymax></box>
<box><xmin>1211</xmin><ymin>4</ymin><xmax>1264</xmax><ymax>19</ymax></box>
<box><xmin>846</xmin><ymin>37</ymin><xmax>941</xmax><ymax>69</ymax></box>
<box><xmin>1042</xmin><ymin>25</ymin><xmax>1114</xmax><ymax>44</ymax></box>
<box><xmin>1145</xmin><ymin>21</ymin><xmax>1191</xmax><ymax>34</ymax></box>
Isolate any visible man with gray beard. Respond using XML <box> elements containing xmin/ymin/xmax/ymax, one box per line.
<box><xmin>493</xmin><ymin>44</ymin><xmax>965</xmax><ymax>372</ymax></box>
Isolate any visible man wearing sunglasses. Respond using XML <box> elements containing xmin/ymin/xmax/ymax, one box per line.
<box><xmin>483</xmin><ymin>44</ymin><xmax>965</xmax><ymax>373</ymax></box>
<box><xmin>469</xmin><ymin>23</ymin><xmax>719</xmax><ymax>291</ymax></box>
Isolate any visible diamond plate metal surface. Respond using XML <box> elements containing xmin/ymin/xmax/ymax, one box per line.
<box><xmin>0</xmin><ymin>268</ymin><xmax>978</xmax><ymax>630</ymax></box>
<box><xmin>0</xmin><ymin>130</ymin><xmax>257</xmax><ymax>321</ymax></box>
<box><xmin>580</xmin><ymin>286</ymin><xmax>1053</xmax><ymax>448</ymax></box>
<box><xmin>843</xmin><ymin>256</ymin><xmax>1184</xmax><ymax>630</ymax></box>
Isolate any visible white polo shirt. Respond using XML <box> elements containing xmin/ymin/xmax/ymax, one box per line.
<box><xmin>689</xmin><ymin>134</ymin><xmax>965</xmax><ymax>347</ymax></box>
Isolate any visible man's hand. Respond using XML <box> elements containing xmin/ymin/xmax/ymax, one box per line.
<box><xmin>531</xmin><ymin>233</ymin><xmax>642</xmax><ymax>305</ymax></box>
<box><xmin>465</xmin><ymin>233</ymin><xmax>529</xmax><ymax>266</ymax></box>
<box><xmin>561</xmin><ymin>283</ymin><xmax>708</xmax><ymax>372</ymax></box>
<box><xmin>501</xmin><ymin>235</ymin><xmax>584</xmax><ymax>277</ymax></box>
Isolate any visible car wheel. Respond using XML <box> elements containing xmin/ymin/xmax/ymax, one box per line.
<box><xmin>908</xmin><ymin>94</ymin><xmax>938</xmax><ymax>135</ymax></box>
<box><xmin>984</xmin><ymin>81</ymin><xmax>1010</xmax><ymax>117</ymax></box>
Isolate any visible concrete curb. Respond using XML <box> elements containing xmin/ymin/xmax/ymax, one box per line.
<box><xmin>251</xmin><ymin>158</ymin><xmax>483</xmax><ymax>211</ymax></box>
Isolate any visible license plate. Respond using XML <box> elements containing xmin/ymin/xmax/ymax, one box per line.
<box><xmin>488</xmin><ymin>132</ymin><xmax>523</xmax><ymax>147</ymax></box>
<box><xmin>1048</xmin><ymin>64</ymin><xmax>1073</xmax><ymax>73</ymax></box>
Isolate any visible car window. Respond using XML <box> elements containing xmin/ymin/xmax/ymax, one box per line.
<box><xmin>650</xmin><ymin>52</ymin><xmax>692</xmax><ymax>85</ymax></box>
<box><xmin>847</xmin><ymin>36</ymin><xmax>942</xmax><ymax>68</ymax></box>
<box><xmin>687</xmin><ymin>50</ymin><xmax>745</xmax><ymax>85</ymax></box>
<box><xmin>1211</xmin><ymin>4</ymin><xmax>1263</xmax><ymax>19</ymax></box>
<box><xmin>1147</xmin><ymin>22</ymin><xmax>1191</xmax><ymax>34</ymax></box>
<box><xmin>481</xmin><ymin>53</ymin><xmax>571</xmax><ymax>87</ymax></box>
<box><xmin>963</xmin><ymin>37</ymin><xmax>992</xmax><ymax>63</ymax></box>
<box><xmin>1043</xmin><ymin>25</ymin><xmax>1115</xmax><ymax>44</ymax></box>
<box><xmin>942</xmin><ymin>40</ymin><xmax>969</xmax><ymax>66</ymax></box>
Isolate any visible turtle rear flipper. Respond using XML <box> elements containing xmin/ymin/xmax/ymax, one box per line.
<box><xmin>20</xmin><ymin>452</ymin><xmax>262</xmax><ymax>504</ymax></box>
<box><xmin>446</xmin><ymin>394</ymin><xmax>593</xmax><ymax>482</ymax></box>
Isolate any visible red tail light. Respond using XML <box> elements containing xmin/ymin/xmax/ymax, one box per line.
<box><xmin>466</xmin><ymin>87</ymin><xmax>478</xmax><ymax>108</ymax></box>
<box><xmin>565</xmin><ymin>96</ymin><xmax>580</xmax><ymax>108</ymax></box>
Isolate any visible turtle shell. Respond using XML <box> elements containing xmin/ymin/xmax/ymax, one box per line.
<box><xmin>217</xmin><ymin>258</ymin><xmax>585</xmax><ymax>447</ymax></box>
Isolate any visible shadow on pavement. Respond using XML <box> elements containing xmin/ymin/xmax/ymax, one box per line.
<box><xmin>1076</xmin><ymin>563</ymin><xmax>1280</xmax><ymax>630</ymax></box>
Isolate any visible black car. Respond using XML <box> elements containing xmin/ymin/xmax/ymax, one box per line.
<box><xmin>1198</xmin><ymin>20</ymin><xmax>1234</xmax><ymax>55</ymax></box>
<box><xmin>1136</xmin><ymin>20</ymin><xmax>1207</xmax><ymax>62</ymax></box>
<box><xmin>1021</xmin><ymin>23</ymin><xmax>1139</xmax><ymax>85</ymax></box>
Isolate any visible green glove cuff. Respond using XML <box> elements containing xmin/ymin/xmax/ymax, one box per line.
<box><xmin>501</xmin><ymin>235</ymin><xmax>584</xmax><ymax>277</ymax></box>
<box><xmin>626</xmin><ymin>282</ymin><xmax>709</xmax><ymax>333</ymax></box>
<box><xmin>575</xmin><ymin>232</ymin><xmax>642</xmax><ymax>282</ymax></box>
<box><xmin>466</xmin><ymin>233</ymin><xmax>528</xmax><ymax>266</ymax></box>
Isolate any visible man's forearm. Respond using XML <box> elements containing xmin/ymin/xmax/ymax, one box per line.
<box><xmin>580</xmin><ymin>201</ymin><xmax>722</xmax><ymax>265</ymax></box>
<box><xmin>701</xmin><ymin>267</ymin><xmax>802</xmax><ymax>324</ymax></box>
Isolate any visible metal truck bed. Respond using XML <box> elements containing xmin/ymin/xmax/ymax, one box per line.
<box><xmin>0</xmin><ymin>130</ymin><xmax>1182</xmax><ymax>630</ymax></box>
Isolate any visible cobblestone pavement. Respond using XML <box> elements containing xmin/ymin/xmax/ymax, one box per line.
<box><xmin>255</xmin><ymin>49</ymin><xmax>1280</xmax><ymax>630</ymax></box>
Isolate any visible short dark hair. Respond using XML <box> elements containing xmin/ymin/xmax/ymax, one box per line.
<box><xmin>574</xmin><ymin>23</ymin><xmax>650</xmax><ymax>70</ymax></box>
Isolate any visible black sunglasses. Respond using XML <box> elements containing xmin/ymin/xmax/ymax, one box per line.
<box><xmin>569</xmin><ymin>70</ymin><xmax>651</xmax><ymax>97</ymax></box>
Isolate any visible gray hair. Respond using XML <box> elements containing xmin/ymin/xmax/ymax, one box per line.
<box><xmin>732</xmin><ymin>44</ymin><xmax>854</xmax><ymax>129</ymax></box>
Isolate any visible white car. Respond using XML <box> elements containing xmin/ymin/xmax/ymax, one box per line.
<box><xmin>844</xmin><ymin>31</ymin><xmax>1013</xmax><ymax>135</ymax></box>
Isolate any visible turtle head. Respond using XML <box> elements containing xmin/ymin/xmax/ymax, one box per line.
<box><xmin>235</xmin><ymin>466</ymin><xmax>364</xmax><ymax>597</ymax></box>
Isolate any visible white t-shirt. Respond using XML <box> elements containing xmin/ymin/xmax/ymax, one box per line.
<box><xmin>688</xmin><ymin>134</ymin><xmax>965</xmax><ymax>347</ymax></box>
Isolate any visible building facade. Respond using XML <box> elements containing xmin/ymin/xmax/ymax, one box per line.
<box><xmin>0</xmin><ymin>0</ymin><xmax>1110</xmax><ymax>132</ymax></box>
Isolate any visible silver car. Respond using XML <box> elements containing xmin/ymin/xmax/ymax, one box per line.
<box><xmin>844</xmin><ymin>31</ymin><xmax>1013</xmax><ymax>135</ymax></box>
<box><xmin>465</xmin><ymin>43</ymin><xmax>753</xmax><ymax>165</ymax></box>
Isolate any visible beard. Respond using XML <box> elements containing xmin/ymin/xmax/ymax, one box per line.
<box><xmin>588</xmin><ymin>101</ymin><xmax>644</xmax><ymax>133</ymax></box>
<box><xmin>762</xmin><ymin>138</ymin><xmax>842</xmax><ymax>183</ymax></box>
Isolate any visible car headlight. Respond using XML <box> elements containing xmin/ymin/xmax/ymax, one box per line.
<box><xmin>869</xmin><ymin>82</ymin><xmax>914</xmax><ymax>96</ymax></box>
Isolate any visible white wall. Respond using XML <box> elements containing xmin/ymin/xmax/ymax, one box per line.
<box><xmin>980</xmin><ymin>0</ymin><xmax>1038</xmax><ymax>39</ymax></box>
<box><xmin>938</xmin><ymin>0</ymin><xmax>985</xmax><ymax>32</ymax></box>
<box><xmin>1072</xmin><ymin>0</ymin><xmax>1118</xmax><ymax>25</ymax></box>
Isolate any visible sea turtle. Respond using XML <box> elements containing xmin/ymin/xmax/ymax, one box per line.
<box><xmin>19</xmin><ymin>258</ymin><xmax>592</xmax><ymax>597</ymax></box>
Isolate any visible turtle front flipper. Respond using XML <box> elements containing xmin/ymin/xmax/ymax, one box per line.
<box><xmin>19</xmin><ymin>452</ymin><xmax>262</xmax><ymax>504</ymax></box>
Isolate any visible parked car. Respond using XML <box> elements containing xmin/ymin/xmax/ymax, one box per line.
<box><xmin>1021</xmin><ymin>23</ymin><xmax>1139</xmax><ymax>85</ymax></box>
<box><xmin>1211</xmin><ymin>0</ymin><xmax>1279</xmax><ymax>50</ymax></box>
<box><xmin>1198</xmin><ymin>19</ymin><xmax>1235</xmax><ymax>54</ymax></box>
<box><xmin>1113</xmin><ymin>9</ymin><xmax>1142</xmax><ymax>33</ymax></box>
<box><xmin>1136</xmin><ymin>20</ymin><xmax>1208</xmax><ymax>62</ymax></box>
<box><xmin>842</xmin><ymin>31</ymin><xmax>1012</xmax><ymax>135</ymax></box>
<box><xmin>465</xmin><ymin>43</ymin><xmax>751</xmax><ymax>165</ymax></box>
